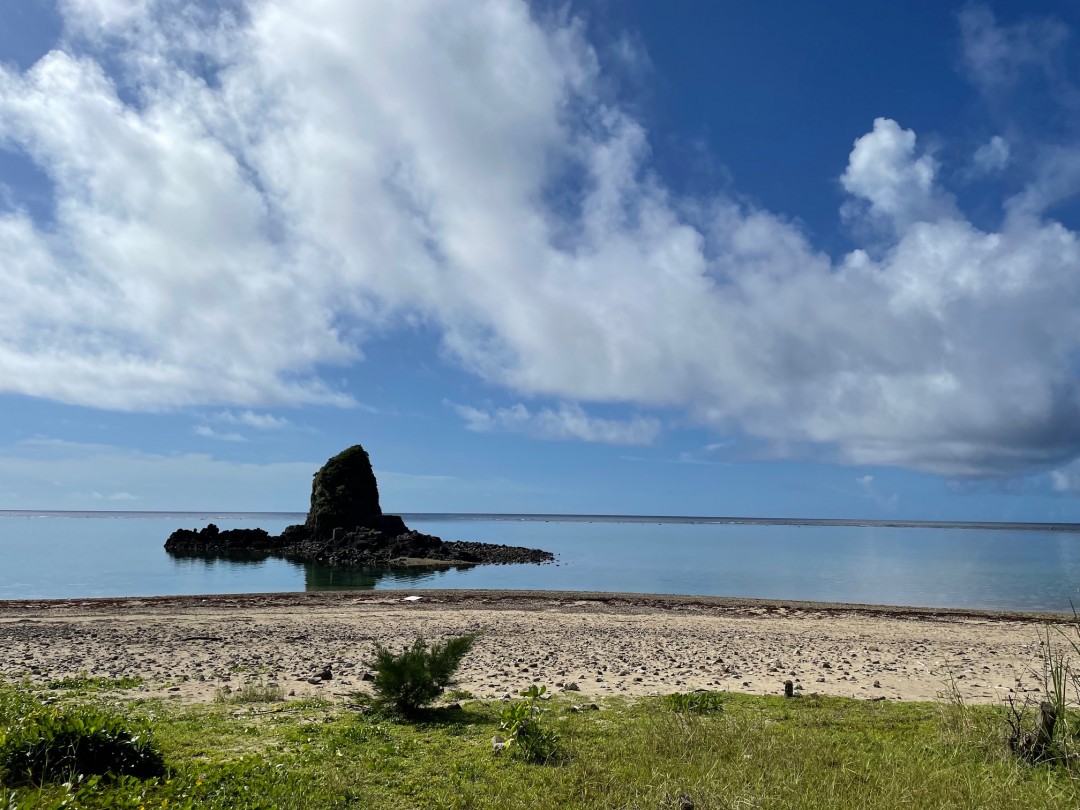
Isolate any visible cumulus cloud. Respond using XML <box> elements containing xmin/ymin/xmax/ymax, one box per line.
<box><xmin>1</xmin><ymin>0</ymin><xmax>1080</xmax><ymax>478</ymax></box>
<box><xmin>455</xmin><ymin>402</ymin><xmax>661</xmax><ymax>446</ymax></box>
<box><xmin>60</xmin><ymin>0</ymin><xmax>149</xmax><ymax>32</ymax></box>
<box><xmin>840</xmin><ymin>118</ymin><xmax>956</xmax><ymax>232</ymax></box>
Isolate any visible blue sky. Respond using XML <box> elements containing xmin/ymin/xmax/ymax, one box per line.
<box><xmin>3</xmin><ymin>0</ymin><xmax>1080</xmax><ymax>520</ymax></box>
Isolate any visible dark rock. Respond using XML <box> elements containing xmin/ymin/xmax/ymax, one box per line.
<box><xmin>305</xmin><ymin>445</ymin><xmax>383</xmax><ymax>538</ymax></box>
<box><xmin>164</xmin><ymin>443</ymin><xmax>552</xmax><ymax>569</ymax></box>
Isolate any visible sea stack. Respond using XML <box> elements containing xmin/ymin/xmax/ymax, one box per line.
<box><xmin>304</xmin><ymin>445</ymin><xmax>408</xmax><ymax>538</ymax></box>
<box><xmin>165</xmin><ymin>444</ymin><xmax>552</xmax><ymax>567</ymax></box>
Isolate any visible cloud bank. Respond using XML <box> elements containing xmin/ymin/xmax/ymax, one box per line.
<box><xmin>1</xmin><ymin>1</ymin><xmax>1080</xmax><ymax>476</ymax></box>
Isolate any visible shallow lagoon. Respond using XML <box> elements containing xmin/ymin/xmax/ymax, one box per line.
<box><xmin>3</xmin><ymin>511</ymin><xmax>1080</xmax><ymax>611</ymax></box>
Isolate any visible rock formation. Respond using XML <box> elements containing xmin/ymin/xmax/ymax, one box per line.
<box><xmin>165</xmin><ymin>444</ymin><xmax>552</xmax><ymax>568</ymax></box>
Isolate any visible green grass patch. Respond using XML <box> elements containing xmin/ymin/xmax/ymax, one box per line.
<box><xmin>664</xmin><ymin>690</ymin><xmax>725</xmax><ymax>714</ymax></box>
<box><xmin>44</xmin><ymin>675</ymin><xmax>144</xmax><ymax>693</ymax></box>
<box><xmin>2</xmin><ymin>682</ymin><xmax>1080</xmax><ymax>809</ymax></box>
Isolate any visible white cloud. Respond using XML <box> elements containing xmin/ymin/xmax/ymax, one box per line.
<box><xmin>1007</xmin><ymin>145</ymin><xmax>1080</xmax><ymax>220</ymax></box>
<box><xmin>193</xmin><ymin>425</ymin><xmax>245</xmax><ymax>442</ymax></box>
<box><xmin>855</xmin><ymin>473</ymin><xmax>898</xmax><ymax>510</ymax></box>
<box><xmin>60</xmin><ymin>0</ymin><xmax>148</xmax><ymax>32</ymax></box>
<box><xmin>840</xmin><ymin>118</ymin><xmax>955</xmax><ymax>232</ymax></box>
<box><xmin>0</xmin><ymin>1</ymin><xmax>1079</xmax><ymax>478</ymax></box>
<box><xmin>959</xmin><ymin>5</ymin><xmax>1070</xmax><ymax>96</ymax></box>
<box><xmin>90</xmin><ymin>490</ymin><xmax>139</xmax><ymax>501</ymax></box>
<box><xmin>455</xmin><ymin>402</ymin><xmax>661</xmax><ymax>446</ymax></box>
<box><xmin>972</xmin><ymin>135</ymin><xmax>1010</xmax><ymax>174</ymax></box>
<box><xmin>214</xmin><ymin>410</ymin><xmax>289</xmax><ymax>430</ymax></box>
<box><xmin>1051</xmin><ymin>464</ymin><xmax>1080</xmax><ymax>495</ymax></box>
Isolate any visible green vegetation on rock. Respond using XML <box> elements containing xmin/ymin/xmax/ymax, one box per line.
<box><xmin>306</xmin><ymin>444</ymin><xmax>383</xmax><ymax>537</ymax></box>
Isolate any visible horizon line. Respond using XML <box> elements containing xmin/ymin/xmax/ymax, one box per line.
<box><xmin>2</xmin><ymin>509</ymin><xmax>1079</xmax><ymax>531</ymax></box>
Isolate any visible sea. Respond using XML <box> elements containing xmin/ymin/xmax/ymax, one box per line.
<box><xmin>3</xmin><ymin>511</ymin><xmax>1080</xmax><ymax>612</ymax></box>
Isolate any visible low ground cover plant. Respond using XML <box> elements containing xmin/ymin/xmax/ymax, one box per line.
<box><xmin>44</xmin><ymin>675</ymin><xmax>143</xmax><ymax>693</ymax></box>
<box><xmin>367</xmin><ymin>633</ymin><xmax>477</xmax><ymax>715</ymax></box>
<box><xmin>0</xmin><ymin>701</ymin><xmax>167</xmax><ymax>786</ymax></box>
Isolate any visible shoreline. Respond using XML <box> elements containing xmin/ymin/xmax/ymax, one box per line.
<box><xmin>0</xmin><ymin>589</ymin><xmax>1064</xmax><ymax>706</ymax></box>
<box><xmin>1</xmin><ymin>588</ymin><xmax>1075</xmax><ymax>623</ymax></box>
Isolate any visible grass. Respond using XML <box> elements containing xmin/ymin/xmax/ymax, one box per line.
<box><xmin>2</xmin><ymin>682</ymin><xmax>1080</xmax><ymax>809</ymax></box>
<box><xmin>215</xmin><ymin>680</ymin><xmax>286</xmax><ymax>704</ymax></box>
<box><xmin>664</xmin><ymin>690</ymin><xmax>725</xmax><ymax>714</ymax></box>
<box><xmin>43</xmin><ymin>675</ymin><xmax>143</xmax><ymax>693</ymax></box>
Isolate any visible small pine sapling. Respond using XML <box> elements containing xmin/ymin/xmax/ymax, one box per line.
<box><xmin>368</xmin><ymin>633</ymin><xmax>477</xmax><ymax>715</ymax></box>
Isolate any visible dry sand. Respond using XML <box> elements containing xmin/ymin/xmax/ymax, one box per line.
<box><xmin>0</xmin><ymin>590</ymin><xmax>1066</xmax><ymax>705</ymax></box>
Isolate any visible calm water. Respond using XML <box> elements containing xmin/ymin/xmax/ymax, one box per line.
<box><xmin>3</xmin><ymin>512</ymin><xmax>1080</xmax><ymax>612</ymax></box>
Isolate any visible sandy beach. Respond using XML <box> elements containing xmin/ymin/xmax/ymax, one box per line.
<box><xmin>0</xmin><ymin>590</ymin><xmax>1066</xmax><ymax>705</ymax></box>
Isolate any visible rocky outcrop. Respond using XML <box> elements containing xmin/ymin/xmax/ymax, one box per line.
<box><xmin>164</xmin><ymin>444</ymin><xmax>552</xmax><ymax>568</ymax></box>
<box><xmin>304</xmin><ymin>445</ymin><xmax>385</xmax><ymax>538</ymax></box>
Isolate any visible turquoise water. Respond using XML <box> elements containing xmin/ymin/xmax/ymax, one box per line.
<box><xmin>3</xmin><ymin>512</ymin><xmax>1080</xmax><ymax>611</ymax></box>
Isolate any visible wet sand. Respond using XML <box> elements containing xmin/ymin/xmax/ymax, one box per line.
<box><xmin>0</xmin><ymin>590</ymin><xmax>1066</xmax><ymax>705</ymax></box>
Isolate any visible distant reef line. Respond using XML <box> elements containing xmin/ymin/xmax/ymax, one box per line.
<box><xmin>3</xmin><ymin>509</ymin><xmax>1077</xmax><ymax>532</ymax></box>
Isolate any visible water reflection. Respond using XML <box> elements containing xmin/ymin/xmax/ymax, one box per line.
<box><xmin>167</xmin><ymin>548</ymin><xmax>272</xmax><ymax>568</ymax></box>
<box><xmin>302</xmin><ymin>562</ymin><xmax>477</xmax><ymax>591</ymax></box>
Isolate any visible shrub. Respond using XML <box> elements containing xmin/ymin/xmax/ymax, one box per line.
<box><xmin>0</xmin><ymin>704</ymin><xmax>167</xmax><ymax>786</ymax></box>
<box><xmin>497</xmin><ymin>685</ymin><xmax>560</xmax><ymax>764</ymax></box>
<box><xmin>367</xmin><ymin>634</ymin><xmax>477</xmax><ymax>715</ymax></box>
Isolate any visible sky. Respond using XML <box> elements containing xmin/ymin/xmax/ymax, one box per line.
<box><xmin>2</xmin><ymin>0</ymin><xmax>1080</xmax><ymax>520</ymax></box>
